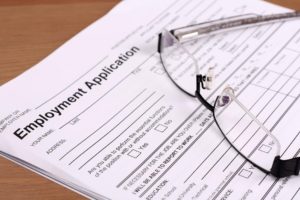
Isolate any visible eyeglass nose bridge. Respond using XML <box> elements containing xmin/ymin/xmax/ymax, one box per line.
<box><xmin>195</xmin><ymin>75</ymin><xmax>215</xmax><ymax>112</ymax></box>
<box><xmin>197</xmin><ymin>67</ymin><xmax>215</xmax><ymax>90</ymax></box>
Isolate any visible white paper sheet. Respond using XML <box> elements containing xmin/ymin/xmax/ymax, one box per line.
<box><xmin>0</xmin><ymin>0</ymin><xmax>299</xmax><ymax>199</ymax></box>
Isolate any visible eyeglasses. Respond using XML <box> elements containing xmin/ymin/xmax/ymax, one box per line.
<box><xmin>158</xmin><ymin>12</ymin><xmax>300</xmax><ymax>178</ymax></box>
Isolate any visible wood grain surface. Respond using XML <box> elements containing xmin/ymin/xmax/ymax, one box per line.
<box><xmin>0</xmin><ymin>0</ymin><xmax>299</xmax><ymax>199</ymax></box>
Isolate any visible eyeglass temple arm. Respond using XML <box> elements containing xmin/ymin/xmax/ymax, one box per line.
<box><xmin>196</xmin><ymin>73</ymin><xmax>300</xmax><ymax>178</ymax></box>
<box><xmin>172</xmin><ymin>11</ymin><xmax>300</xmax><ymax>43</ymax></box>
<box><xmin>226</xmin><ymin>90</ymin><xmax>281</xmax><ymax>155</ymax></box>
<box><xmin>225</xmin><ymin>88</ymin><xmax>300</xmax><ymax>178</ymax></box>
<box><xmin>271</xmin><ymin>156</ymin><xmax>300</xmax><ymax>178</ymax></box>
<box><xmin>227</xmin><ymin>91</ymin><xmax>300</xmax><ymax>178</ymax></box>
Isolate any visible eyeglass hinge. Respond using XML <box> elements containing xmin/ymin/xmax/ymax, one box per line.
<box><xmin>270</xmin><ymin>156</ymin><xmax>300</xmax><ymax>178</ymax></box>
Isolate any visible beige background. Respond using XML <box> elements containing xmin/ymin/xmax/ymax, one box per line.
<box><xmin>0</xmin><ymin>0</ymin><xmax>299</xmax><ymax>199</ymax></box>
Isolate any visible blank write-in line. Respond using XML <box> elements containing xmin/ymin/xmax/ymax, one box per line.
<box><xmin>184</xmin><ymin>0</ymin><xmax>206</xmax><ymax>17</ymax></box>
<box><xmin>68</xmin><ymin>91</ymin><xmax>157</xmax><ymax>166</ymax></box>
<box><xmin>251</xmin><ymin>83</ymin><xmax>297</xmax><ymax>98</ymax></box>
<box><xmin>229</xmin><ymin>26</ymin><xmax>259</xmax><ymax>54</ymax></box>
<box><xmin>59</xmin><ymin>52</ymin><xmax>156</xmax><ymax>130</ymax></box>
<box><xmin>184</xmin><ymin>138</ymin><xmax>226</xmax><ymax>183</ymax></box>
<box><xmin>35</xmin><ymin>55</ymin><xmax>108</xmax><ymax>110</ymax></box>
<box><xmin>192</xmin><ymin>0</ymin><xmax>218</xmax><ymax>21</ymax></box>
<box><xmin>59</xmin><ymin>73</ymin><xmax>132</xmax><ymax>130</ymax></box>
<box><xmin>286</xmin><ymin>48</ymin><xmax>300</xmax><ymax>54</ymax></box>
<box><xmin>175</xmin><ymin>0</ymin><xmax>195</xmax><ymax>14</ymax></box>
<box><xmin>78</xmin><ymin>94</ymin><xmax>165</xmax><ymax>170</ymax></box>
<box><xmin>146</xmin><ymin>0</ymin><xmax>182</xmax><ymax>26</ymax></box>
<box><xmin>201</xmin><ymin>147</ymin><xmax>231</xmax><ymax>180</ymax></box>
<box><xmin>291</xmin><ymin>188</ymin><xmax>300</xmax><ymax>200</ymax></box>
<box><xmin>228</xmin><ymin>28</ymin><xmax>248</xmax><ymax>47</ymax></box>
<box><xmin>59</xmin><ymin>88</ymin><xmax>147</xmax><ymax>161</ymax></box>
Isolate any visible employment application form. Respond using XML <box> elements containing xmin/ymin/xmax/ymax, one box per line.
<box><xmin>0</xmin><ymin>0</ymin><xmax>299</xmax><ymax>199</ymax></box>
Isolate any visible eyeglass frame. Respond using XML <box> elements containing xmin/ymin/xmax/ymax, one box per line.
<box><xmin>157</xmin><ymin>11</ymin><xmax>300</xmax><ymax>178</ymax></box>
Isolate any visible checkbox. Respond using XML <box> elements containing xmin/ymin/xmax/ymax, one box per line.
<box><xmin>239</xmin><ymin>169</ymin><xmax>252</xmax><ymax>179</ymax></box>
<box><xmin>259</xmin><ymin>145</ymin><xmax>272</xmax><ymax>154</ymax></box>
<box><xmin>154</xmin><ymin>68</ymin><xmax>165</xmax><ymax>75</ymax></box>
<box><xmin>128</xmin><ymin>149</ymin><xmax>141</xmax><ymax>158</ymax></box>
<box><xmin>155</xmin><ymin>124</ymin><xmax>168</xmax><ymax>132</ymax></box>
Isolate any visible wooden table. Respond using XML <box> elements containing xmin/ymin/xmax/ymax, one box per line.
<box><xmin>0</xmin><ymin>0</ymin><xmax>299</xmax><ymax>199</ymax></box>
